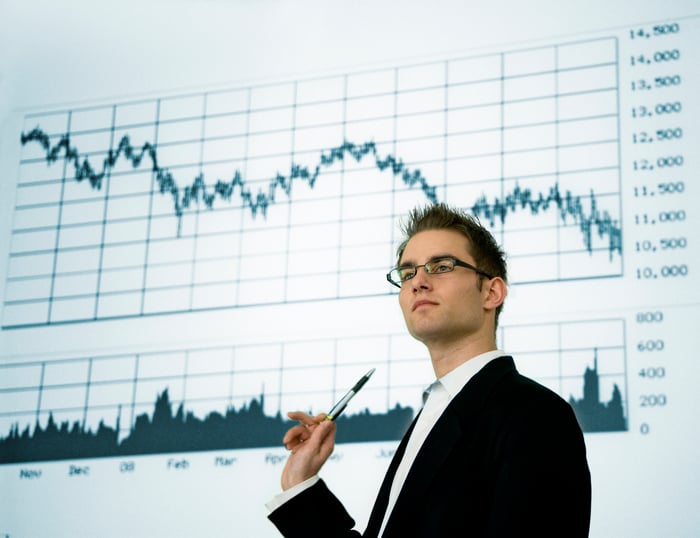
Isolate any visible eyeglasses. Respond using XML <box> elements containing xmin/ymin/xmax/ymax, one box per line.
<box><xmin>386</xmin><ymin>256</ymin><xmax>494</xmax><ymax>289</ymax></box>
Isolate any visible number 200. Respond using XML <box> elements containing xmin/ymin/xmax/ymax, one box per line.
<box><xmin>640</xmin><ymin>394</ymin><xmax>667</xmax><ymax>407</ymax></box>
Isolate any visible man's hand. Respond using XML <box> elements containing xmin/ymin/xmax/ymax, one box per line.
<box><xmin>280</xmin><ymin>411</ymin><xmax>337</xmax><ymax>490</ymax></box>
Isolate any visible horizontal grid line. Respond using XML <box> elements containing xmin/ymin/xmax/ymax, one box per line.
<box><xmin>22</xmin><ymin>41</ymin><xmax>617</xmax><ymax>120</ymax></box>
<box><xmin>13</xmin><ymin>141</ymin><xmax>620</xmax><ymax>214</ymax></box>
<box><xmin>4</xmin><ymin>241</ymin><xmax>622</xmax><ymax>305</ymax></box>
<box><xmin>4</xmin><ymin>36</ymin><xmax>622</xmax><ymax>328</ymax></box>
<box><xmin>18</xmin><ymin>122</ymin><xmax>620</xmax><ymax>183</ymax></box>
<box><xmin>0</xmin><ymin>318</ymin><xmax>627</xmax><ymax>427</ymax></box>
<box><xmin>7</xmin><ymin>192</ymin><xmax>620</xmax><ymax>263</ymax></box>
<box><xmin>10</xmin><ymin>164</ymin><xmax>620</xmax><ymax>244</ymax></box>
<box><xmin>20</xmin><ymin>88</ymin><xmax>617</xmax><ymax>152</ymax></box>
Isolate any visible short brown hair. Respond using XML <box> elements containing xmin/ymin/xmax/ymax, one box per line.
<box><xmin>396</xmin><ymin>203</ymin><xmax>508</xmax><ymax>326</ymax></box>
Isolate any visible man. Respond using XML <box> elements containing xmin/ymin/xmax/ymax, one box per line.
<box><xmin>267</xmin><ymin>203</ymin><xmax>591</xmax><ymax>537</ymax></box>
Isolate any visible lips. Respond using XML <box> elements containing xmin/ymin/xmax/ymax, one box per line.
<box><xmin>412</xmin><ymin>299</ymin><xmax>438</xmax><ymax>311</ymax></box>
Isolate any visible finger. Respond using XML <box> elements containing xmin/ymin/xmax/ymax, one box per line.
<box><xmin>309</xmin><ymin>419</ymin><xmax>336</xmax><ymax>448</ymax></box>
<box><xmin>284</xmin><ymin>433</ymin><xmax>313</xmax><ymax>450</ymax></box>
<box><xmin>290</xmin><ymin>419</ymin><xmax>330</xmax><ymax>450</ymax></box>
<box><xmin>304</xmin><ymin>420</ymin><xmax>336</xmax><ymax>460</ymax></box>
<box><xmin>282</xmin><ymin>424</ymin><xmax>311</xmax><ymax>446</ymax></box>
<box><xmin>317</xmin><ymin>418</ymin><xmax>336</xmax><ymax>440</ymax></box>
<box><xmin>287</xmin><ymin>411</ymin><xmax>318</xmax><ymax>426</ymax></box>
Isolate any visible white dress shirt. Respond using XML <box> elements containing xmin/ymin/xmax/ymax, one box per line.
<box><xmin>267</xmin><ymin>350</ymin><xmax>505</xmax><ymax>536</ymax></box>
<box><xmin>377</xmin><ymin>349</ymin><xmax>503</xmax><ymax>536</ymax></box>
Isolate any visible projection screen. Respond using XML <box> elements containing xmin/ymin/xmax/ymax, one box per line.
<box><xmin>0</xmin><ymin>1</ymin><xmax>698</xmax><ymax>536</ymax></box>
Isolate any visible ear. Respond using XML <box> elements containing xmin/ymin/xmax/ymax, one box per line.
<box><xmin>483</xmin><ymin>276</ymin><xmax>507</xmax><ymax>311</ymax></box>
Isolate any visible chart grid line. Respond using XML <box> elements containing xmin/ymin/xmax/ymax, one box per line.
<box><xmin>0</xmin><ymin>318</ymin><xmax>628</xmax><ymax>464</ymax></box>
<box><xmin>4</xmin><ymin>37</ymin><xmax>622</xmax><ymax>328</ymax></box>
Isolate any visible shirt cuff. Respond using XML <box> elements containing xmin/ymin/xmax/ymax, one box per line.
<box><xmin>265</xmin><ymin>475</ymin><xmax>320</xmax><ymax>513</ymax></box>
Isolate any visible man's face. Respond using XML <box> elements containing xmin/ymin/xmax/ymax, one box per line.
<box><xmin>398</xmin><ymin>229</ymin><xmax>489</xmax><ymax>347</ymax></box>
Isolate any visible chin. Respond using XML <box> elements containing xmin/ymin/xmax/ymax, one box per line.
<box><xmin>407</xmin><ymin>324</ymin><xmax>437</xmax><ymax>344</ymax></box>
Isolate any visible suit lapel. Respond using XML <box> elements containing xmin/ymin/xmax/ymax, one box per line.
<box><xmin>382</xmin><ymin>356</ymin><xmax>516</xmax><ymax>534</ymax></box>
<box><xmin>363</xmin><ymin>411</ymin><xmax>420</xmax><ymax>537</ymax></box>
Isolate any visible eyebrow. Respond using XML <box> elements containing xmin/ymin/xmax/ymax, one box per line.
<box><xmin>398</xmin><ymin>253</ymin><xmax>457</xmax><ymax>267</ymax></box>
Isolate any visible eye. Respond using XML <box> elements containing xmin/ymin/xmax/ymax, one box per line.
<box><xmin>428</xmin><ymin>259</ymin><xmax>454</xmax><ymax>273</ymax></box>
<box><xmin>397</xmin><ymin>266</ymin><xmax>416</xmax><ymax>281</ymax></box>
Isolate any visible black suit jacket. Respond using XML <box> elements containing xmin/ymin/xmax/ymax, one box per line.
<box><xmin>269</xmin><ymin>356</ymin><xmax>591</xmax><ymax>537</ymax></box>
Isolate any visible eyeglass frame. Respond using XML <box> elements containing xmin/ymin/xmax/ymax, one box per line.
<box><xmin>386</xmin><ymin>256</ymin><xmax>494</xmax><ymax>289</ymax></box>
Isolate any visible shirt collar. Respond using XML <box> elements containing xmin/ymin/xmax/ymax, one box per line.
<box><xmin>436</xmin><ymin>349</ymin><xmax>505</xmax><ymax>400</ymax></box>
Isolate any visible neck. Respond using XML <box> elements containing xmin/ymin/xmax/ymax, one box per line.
<box><xmin>427</xmin><ymin>334</ymin><xmax>497</xmax><ymax>378</ymax></box>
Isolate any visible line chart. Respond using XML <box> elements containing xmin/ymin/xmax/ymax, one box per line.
<box><xmin>19</xmin><ymin>131</ymin><xmax>439</xmax><ymax>225</ymax></box>
<box><xmin>3</xmin><ymin>36</ymin><xmax>622</xmax><ymax>328</ymax></box>
<box><xmin>0</xmin><ymin>318</ymin><xmax>627</xmax><ymax>463</ymax></box>
<box><xmin>19</xmin><ymin>129</ymin><xmax>621</xmax><ymax>257</ymax></box>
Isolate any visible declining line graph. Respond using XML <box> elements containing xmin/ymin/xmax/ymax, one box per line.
<box><xmin>0</xmin><ymin>318</ymin><xmax>627</xmax><ymax>463</ymax></box>
<box><xmin>3</xmin><ymin>36</ymin><xmax>622</xmax><ymax>328</ymax></box>
<box><xmin>19</xmin><ymin>131</ymin><xmax>439</xmax><ymax>224</ymax></box>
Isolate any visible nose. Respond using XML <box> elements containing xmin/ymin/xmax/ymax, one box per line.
<box><xmin>409</xmin><ymin>264</ymin><xmax>432</xmax><ymax>290</ymax></box>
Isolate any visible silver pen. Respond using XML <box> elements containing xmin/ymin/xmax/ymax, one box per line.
<box><xmin>326</xmin><ymin>368</ymin><xmax>376</xmax><ymax>421</ymax></box>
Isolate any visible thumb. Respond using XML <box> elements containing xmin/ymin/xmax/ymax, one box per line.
<box><xmin>316</xmin><ymin>418</ymin><xmax>336</xmax><ymax>439</ymax></box>
<box><xmin>315</xmin><ymin>420</ymin><xmax>337</xmax><ymax>453</ymax></box>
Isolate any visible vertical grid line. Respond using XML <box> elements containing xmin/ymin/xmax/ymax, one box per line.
<box><xmin>386</xmin><ymin>335</ymin><xmax>393</xmax><ymax>411</ymax></box>
<box><xmin>390</xmin><ymin>66</ymin><xmax>399</xmax><ymax>261</ymax></box>
<box><xmin>554</xmin><ymin>45</ymin><xmax>562</xmax><ymax>280</ymax></box>
<box><xmin>442</xmin><ymin>59</ymin><xmax>449</xmax><ymax>198</ymax></box>
<box><xmin>94</xmin><ymin>105</ymin><xmax>118</xmax><ymax>319</ymax></box>
<box><xmin>189</xmin><ymin>94</ymin><xmax>209</xmax><ymax>310</ymax></box>
<box><xmin>497</xmin><ymin>52</ymin><xmax>506</xmax><ymax>247</ymax></box>
<box><xmin>621</xmin><ymin>318</ymin><xmax>630</xmax><ymax>424</ymax></box>
<box><xmin>613</xmin><ymin>37</ymin><xmax>624</xmax><ymax>271</ymax></box>
<box><xmin>557</xmin><ymin>321</ymin><xmax>564</xmax><ymax>394</ymax></box>
<box><xmin>233</xmin><ymin>87</ymin><xmax>252</xmax><ymax>306</ymax></box>
<box><xmin>182</xmin><ymin>350</ymin><xmax>190</xmax><ymax>411</ymax></box>
<box><xmin>228</xmin><ymin>346</ymin><xmax>236</xmax><ymax>408</ymax></box>
<box><xmin>35</xmin><ymin>362</ymin><xmax>46</xmax><ymax>424</ymax></box>
<box><xmin>0</xmin><ymin>319</ymin><xmax>629</xmax><ymax>455</ymax></box>
<box><xmin>4</xmin><ymin>37</ymin><xmax>625</xmax><ymax>329</ymax></box>
<box><xmin>139</xmin><ymin>100</ymin><xmax>161</xmax><ymax>316</ymax></box>
<box><xmin>341</xmin><ymin>74</ymin><xmax>349</xmax><ymax>293</ymax></box>
<box><xmin>335</xmin><ymin>75</ymin><xmax>349</xmax><ymax>298</ymax></box>
<box><xmin>128</xmin><ymin>354</ymin><xmax>140</xmax><ymax>440</ymax></box>
<box><xmin>283</xmin><ymin>82</ymin><xmax>298</xmax><ymax>303</ymax></box>
<box><xmin>275</xmin><ymin>343</ymin><xmax>284</xmax><ymax>417</ymax></box>
<box><xmin>331</xmin><ymin>338</ymin><xmax>339</xmax><ymax>407</ymax></box>
<box><xmin>47</xmin><ymin>111</ymin><xmax>73</xmax><ymax>324</ymax></box>
<box><xmin>82</xmin><ymin>358</ymin><xmax>93</xmax><ymax>428</ymax></box>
